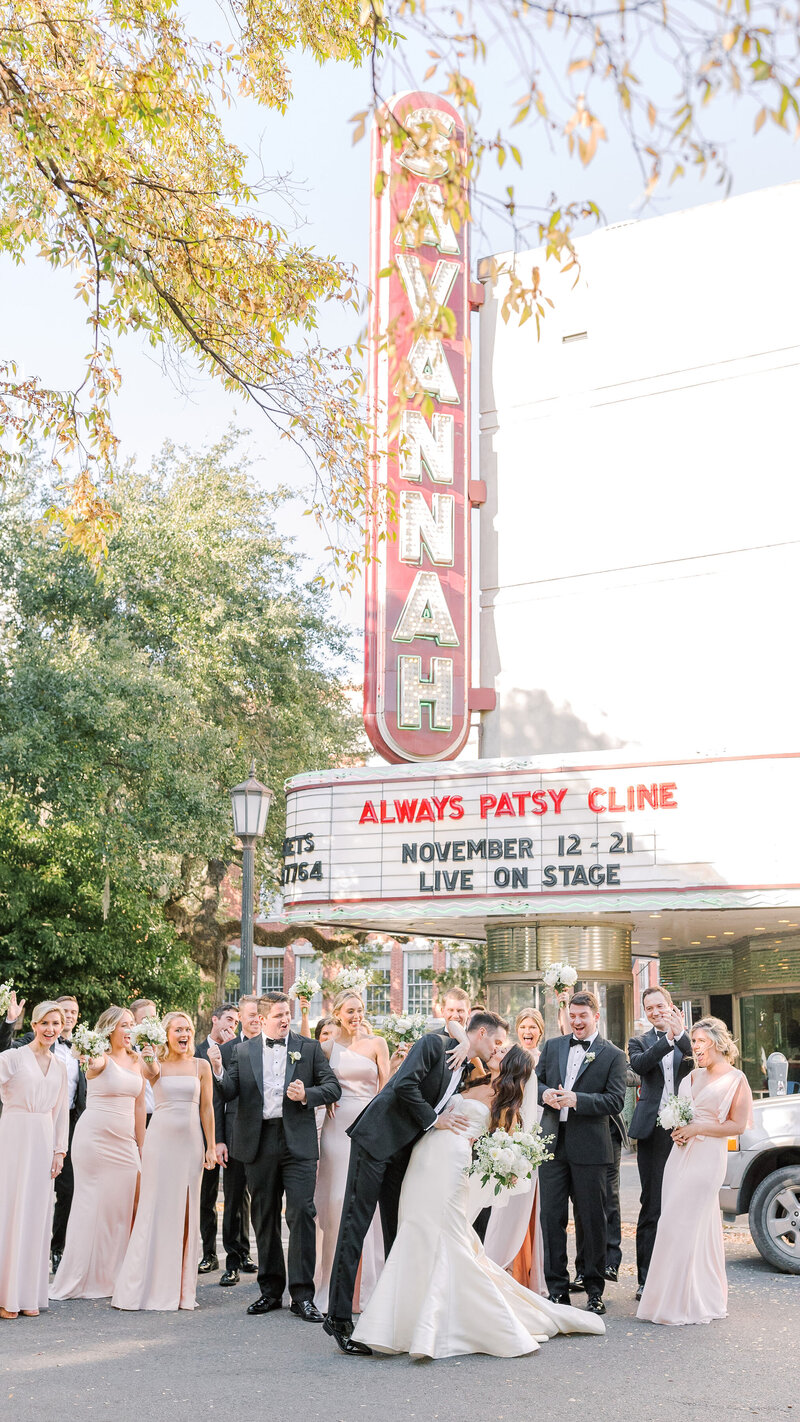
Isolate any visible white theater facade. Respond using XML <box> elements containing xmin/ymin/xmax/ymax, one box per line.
<box><xmin>282</xmin><ymin>97</ymin><xmax>800</xmax><ymax>1096</ymax></box>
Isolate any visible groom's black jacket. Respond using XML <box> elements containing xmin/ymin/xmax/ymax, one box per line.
<box><xmin>347</xmin><ymin>1032</ymin><xmax>465</xmax><ymax>1163</ymax></box>
<box><xmin>536</xmin><ymin>1033</ymin><xmax>627</xmax><ymax>1166</ymax></box>
<box><xmin>217</xmin><ymin>1031</ymin><xmax>340</xmax><ymax>1164</ymax></box>
<box><xmin>628</xmin><ymin>1027</ymin><xmax>693</xmax><ymax>1140</ymax></box>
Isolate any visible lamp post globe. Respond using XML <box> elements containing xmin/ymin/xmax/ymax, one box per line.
<box><xmin>230</xmin><ymin>760</ymin><xmax>274</xmax><ymax>997</ymax></box>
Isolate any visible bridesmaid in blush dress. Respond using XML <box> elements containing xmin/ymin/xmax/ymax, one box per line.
<box><xmin>638</xmin><ymin>1016</ymin><xmax>753</xmax><ymax>1328</ymax></box>
<box><xmin>483</xmin><ymin>1009</ymin><xmax>548</xmax><ymax>1294</ymax></box>
<box><xmin>113</xmin><ymin>1011</ymin><xmax>217</xmax><ymax>1311</ymax></box>
<box><xmin>0</xmin><ymin>1002</ymin><xmax>68</xmax><ymax>1319</ymax></box>
<box><xmin>314</xmin><ymin>991</ymin><xmax>389</xmax><ymax>1313</ymax></box>
<box><xmin>51</xmin><ymin>1006</ymin><xmax>145</xmax><ymax>1301</ymax></box>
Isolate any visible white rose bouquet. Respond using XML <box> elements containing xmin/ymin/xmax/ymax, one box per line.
<box><xmin>658</xmin><ymin>1094</ymin><xmax>694</xmax><ymax>1132</ymax></box>
<box><xmin>335</xmin><ymin>967</ymin><xmax>372</xmax><ymax>997</ymax></box>
<box><xmin>542</xmin><ymin>961</ymin><xmax>578</xmax><ymax>997</ymax></box>
<box><xmin>288</xmin><ymin>972</ymin><xmax>321</xmax><ymax>1002</ymax></box>
<box><xmin>129</xmin><ymin>1016</ymin><xmax>167</xmax><ymax>1050</ymax></box>
<box><xmin>72</xmin><ymin>1023</ymin><xmax>110</xmax><ymax>1071</ymax></box>
<box><xmin>466</xmin><ymin>1125</ymin><xmax>555</xmax><ymax>1196</ymax></box>
<box><xmin>381</xmin><ymin>1013</ymin><xmax>428</xmax><ymax>1052</ymax></box>
<box><xmin>0</xmin><ymin>981</ymin><xmax>13</xmax><ymax>1018</ymax></box>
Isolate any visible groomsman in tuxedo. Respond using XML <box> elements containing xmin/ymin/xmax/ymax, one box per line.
<box><xmin>195</xmin><ymin>1001</ymin><xmax>240</xmax><ymax>1274</ymax></box>
<box><xmin>213</xmin><ymin>995</ymin><xmax>261</xmax><ymax>1286</ymax></box>
<box><xmin>537</xmin><ymin>991</ymin><xmax>627</xmax><ymax>1317</ymax></box>
<box><xmin>628</xmin><ymin>986</ymin><xmax>693</xmax><ymax>1299</ymax></box>
<box><xmin>214</xmin><ymin>991</ymin><xmax>340</xmax><ymax>1319</ymax></box>
<box><xmin>50</xmin><ymin>995</ymin><xmax>86</xmax><ymax>1272</ymax></box>
<box><xmin>325</xmin><ymin>1010</ymin><xmax>508</xmax><ymax>1354</ymax></box>
<box><xmin>130</xmin><ymin>998</ymin><xmax>158</xmax><ymax>1126</ymax></box>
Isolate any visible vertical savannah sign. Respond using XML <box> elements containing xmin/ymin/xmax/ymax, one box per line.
<box><xmin>364</xmin><ymin>92</ymin><xmax>485</xmax><ymax>764</ymax></box>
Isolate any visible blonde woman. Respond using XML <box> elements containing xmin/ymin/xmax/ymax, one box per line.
<box><xmin>0</xmin><ymin>1002</ymin><xmax>68</xmax><ymax>1318</ymax></box>
<box><xmin>638</xmin><ymin>1017</ymin><xmax>753</xmax><ymax>1327</ymax></box>
<box><xmin>313</xmin><ymin>991</ymin><xmax>390</xmax><ymax>1313</ymax></box>
<box><xmin>483</xmin><ymin>1007</ymin><xmax>547</xmax><ymax>1294</ymax></box>
<box><xmin>113</xmin><ymin>1011</ymin><xmax>216</xmax><ymax>1311</ymax></box>
<box><xmin>51</xmin><ymin>1006</ymin><xmax>145</xmax><ymax>1301</ymax></box>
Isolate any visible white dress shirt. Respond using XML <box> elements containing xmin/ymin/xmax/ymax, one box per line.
<box><xmin>561</xmin><ymin>1030</ymin><xmax>599</xmax><ymax>1121</ymax></box>
<box><xmin>262</xmin><ymin>1033</ymin><xmax>287</xmax><ymax>1120</ymax></box>
<box><xmin>658</xmin><ymin>1031</ymin><xmax>676</xmax><ymax>1111</ymax></box>
<box><xmin>432</xmin><ymin>1064</ymin><xmax>465</xmax><ymax>1120</ymax></box>
<box><xmin>55</xmin><ymin>1038</ymin><xmax>80</xmax><ymax>1111</ymax></box>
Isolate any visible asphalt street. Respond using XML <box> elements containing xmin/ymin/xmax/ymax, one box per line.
<box><xmin>3</xmin><ymin>1159</ymin><xmax>798</xmax><ymax>1422</ymax></box>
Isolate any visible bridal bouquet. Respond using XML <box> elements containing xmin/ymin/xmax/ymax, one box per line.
<box><xmin>658</xmin><ymin>1094</ymin><xmax>694</xmax><ymax>1131</ymax></box>
<box><xmin>467</xmin><ymin>1125</ymin><xmax>555</xmax><ymax>1196</ymax></box>
<box><xmin>542</xmin><ymin>961</ymin><xmax>578</xmax><ymax>997</ymax></box>
<box><xmin>381</xmin><ymin>1013</ymin><xmax>428</xmax><ymax>1052</ymax></box>
<box><xmin>288</xmin><ymin>972</ymin><xmax>321</xmax><ymax>1002</ymax></box>
<box><xmin>129</xmin><ymin>1016</ymin><xmax>167</xmax><ymax>1050</ymax></box>
<box><xmin>335</xmin><ymin>967</ymin><xmax>373</xmax><ymax>997</ymax></box>
<box><xmin>72</xmin><ymin>1024</ymin><xmax>110</xmax><ymax>1070</ymax></box>
<box><xmin>0</xmin><ymin>981</ymin><xmax>13</xmax><ymax>1018</ymax></box>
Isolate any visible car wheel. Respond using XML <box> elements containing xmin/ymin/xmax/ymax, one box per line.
<box><xmin>748</xmin><ymin>1166</ymin><xmax>800</xmax><ymax>1274</ymax></box>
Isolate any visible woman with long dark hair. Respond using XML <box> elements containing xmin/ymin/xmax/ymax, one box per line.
<box><xmin>484</xmin><ymin>1020</ymin><xmax>548</xmax><ymax>1294</ymax></box>
<box><xmin>352</xmin><ymin>1034</ymin><xmax>604</xmax><ymax>1358</ymax></box>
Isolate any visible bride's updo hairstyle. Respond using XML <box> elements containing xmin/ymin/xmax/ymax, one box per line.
<box><xmin>691</xmin><ymin>1016</ymin><xmax>739</xmax><ymax>1063</ymax></box>
<box><xmin>488</xmin><ymin>1045</ymin><xmax>534</xmax><ymax>1134</ymax></box>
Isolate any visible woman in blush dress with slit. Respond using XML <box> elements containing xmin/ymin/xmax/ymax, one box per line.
<box><xmin>314</xmin><ymin>991</ymin><xmax>389</xmax><ymax>1314</ymax></box>
<box><xmin>0</xmin><ymin>1001</ymin><xmax>69</xmax><ymax>1319</ymax></box>
<box><xmin>113</xmin><ymin>1012</ymin><xmax>217</xmax><ymax>1311</ymax></box>
<box><xmin>51</xmin><ymin>1006</ymin><xmax>145</xmax><ymax>1301</ymax></box>
<box><xmin>637</xmin><ymin>1017</ymin><xmax>753</xmax><ymax>1328</ymax></box>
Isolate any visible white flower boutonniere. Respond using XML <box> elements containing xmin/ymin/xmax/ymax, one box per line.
<box><xmin>289</xmin><ymin>1051</ymin><xmax>301</xmax><ymax>1064</ymax></box>
<box><xmin>584</xmin><ymin>1052</ymin><xmax>596</xmax><ymax>1064</ymax></box>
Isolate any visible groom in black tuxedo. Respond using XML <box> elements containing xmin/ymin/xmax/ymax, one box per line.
<box><xmin>537</xmin><ymin>990</ymin><xmax>627</xmax><ymax>1317</ymax></box>
<box><xmin>628</xmin><ymin>986</ymin><xmax>693</xmax><ymax>1298</ymax></box>
<box><xmin>214</xmin><ymin>991</ymin><xmax>340</xmax><ymax>1320</ymax></box>
<box><xmin>324</xmin><ymin>1009</ymin><xmax>508</xmax><ymax>1355</ymax></box>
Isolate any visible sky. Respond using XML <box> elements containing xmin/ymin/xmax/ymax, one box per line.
<box><xmin>3</xmin><ymin>3</ymin><xmax>799</xmax><ymax>638</ymax></box>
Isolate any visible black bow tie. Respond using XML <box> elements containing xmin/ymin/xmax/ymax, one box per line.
<box><xmin>58</xmin><ymin>1036</ymin><xmax>72</xmax><ymax>1045</ymax></box>
<box><xmin>569</xmin><ymin>1036</ymin><xmax>591</xmax><ymax>1050</ymax></box>
<box><xmin>263</xmin><ymin>1038</ymin><xmax>287</xmax><ymax>1049</ymax></box>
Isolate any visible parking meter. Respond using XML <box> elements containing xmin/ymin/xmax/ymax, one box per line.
<box><xmin>766</xmin><ymin>1052</ymin><xmax>788</xmax><ymax>1096</ymax></box>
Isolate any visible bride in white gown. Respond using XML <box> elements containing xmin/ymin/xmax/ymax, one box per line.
<box><xmin>353</xmin><ymin>1045</ymin><xmax>605</xmax><ymax>1359</ymax></box>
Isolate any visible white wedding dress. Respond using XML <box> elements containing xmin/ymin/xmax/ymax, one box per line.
<box><xmin>352</xmin><ymin>1098</ymin><xmax>605</xmax><ymax>1359</ymax></box>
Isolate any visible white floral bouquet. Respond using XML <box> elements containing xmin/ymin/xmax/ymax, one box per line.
<box><xmin>467</xmin><ymin>1125</ymin><xmax>555</xmax><ymax>1196</ymax></box>
<box><xmin>542</xmin><ymin>961</ymin><xmax>578</xmax><ymax>997</ymax></box>
<box><xmin>0</xmin><ymin>981</ymin><xmax>13</xmax><ymax>1018</ymax></box>
<box><xmin>289</xmin><ymin>972</ymin><xmax>321</xmax><ymax>1002</ymax></box>
<box><xmin>381</xmin><ymin>1013</ymin><xmax>428</xmax><ymax>1051</ymax></box>
<box><xmin>335</xmin><ymin>966</ymin><xmax>372</xmax><ymax>997</ymax></box>
<box><xmin>72</xmin><ymin>1024</ymin><xmax>110</xmax><ymax>1070</ymax></box>
<box><xmin>129</xmin><ymin>1016</ymin><xmax>167</xmax><ymax>1050</ymax></box>
<box><xmin>658</xmin><ymin>1094</ymin><xmax>694</xmax><ymax>1131</ymax></box>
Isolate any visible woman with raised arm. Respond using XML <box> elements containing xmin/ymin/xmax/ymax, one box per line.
<box><xmin>51</xmin><ymin>1006</ymin><xmax>145</xmax><ymax>1301</ymax></box>
<box><xmin>314</xmin><ymin>990</ymin><xmax>390</xmax><ymax>1313</ymax></box>
<box><xmin>637</xmin><ymin>1017</ymin><xmax>753</xmax><ymax>1327</ymax></box>
<box><xmin>113</xmin><ymin>1011</ymin><xmax>216</xmax><ymax>1311</ymax></box>
<box><xmin>0</xmin><ymin>1001</ymin><xmax>68</xmax><ymax>1319</ymax></box>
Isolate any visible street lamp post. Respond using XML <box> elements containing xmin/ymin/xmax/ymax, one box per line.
<box><xmin>230</xmin><ymin>761</ymin><xmax>274</xmax><ymax>999</ymax></box>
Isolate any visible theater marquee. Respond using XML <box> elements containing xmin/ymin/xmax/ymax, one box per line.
<box><xmin>281</xmin><ymin>751</ymin><xmax>800</xmax><ymax>933</ymax></box>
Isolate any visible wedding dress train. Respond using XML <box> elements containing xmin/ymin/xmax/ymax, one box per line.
<box><xmin>352</xmin><ymin>1098</ymin><xmax>605</xmax><ymax>1359</ymax></box>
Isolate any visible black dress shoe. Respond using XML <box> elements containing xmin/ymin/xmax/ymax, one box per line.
<box><xmin>604</xmin><ymin>1265</ymin><xmax>619</xmax><ymax>1283</ymax></box>
<box><xmin>51</xmin><ymin>1252</ymin><xmax>63</xmax><ymax>1275</ymax></box>
<box><xmin>198</xmin><ymin>1253</ymin><xmax>219</xmax><ymax>1274</ymax></box>
<box><xmin>247</xmin><ymin>1294</ymin><xmax>282</xmax><ymax>1316</ymax></box>
<box><xmin>635</xmin><ymin>1284</ymin><xmax>644</xmax><ymax>1301</ymax></box>
<box><xmin>323</xmin><ymin>1316</ymin><xmax>372</xmax><ymax>1355</ymax></box>
<box><xmin>547</xmin><ymin>1292</ymin><xmax>572</xmax><ymax>1307</ymax></box>
<box><xmin>568</xmin><ymin>1273</ymin><xmax>585</xmax><ymax>1292</ymax></box>
<box><xmin>238</xmin><ymin>1256</ymin><xmax>257</xmax><ymax>1274</ymax></box>
<box><xmin>585</xmin><ymin>1294</ymin><xmax>606</xmax><ymax>1316</ymax></box>
<box><xmin>219</xmin><ymin>1269</ymin><xmax>239</xmax><ymax>1287</ymax></box>
<box><xmin>290</xmin><ymin>1300</ymin><xmax>323</xmax><ymax>1323</ymax></box>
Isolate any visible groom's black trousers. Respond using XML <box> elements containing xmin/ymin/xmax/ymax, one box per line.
<box><xmin>539</xmin><ymin>1127</ymin><xmax>608</xmax><ymax>1299</ymax></box>
<box><xmin>327</xmin><ymin>1140</ymin><xmax>411</xmax><ymax>1324</ymax></box>
<box><xmin>245</xmin><ymin>1119</ymin><xmax>317</xmax><ymax>1303</ymax></box>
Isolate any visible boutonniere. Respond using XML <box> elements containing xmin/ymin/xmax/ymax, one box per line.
<box><xmin>584</xmin><ymin>1052</ymin><xmax>596</xmax><ymax>1063</ymax></box>
<box><xmin>289</xmin><ymin>1051</ymin><xmax>301</xmax><ymax>1064</ymax></box>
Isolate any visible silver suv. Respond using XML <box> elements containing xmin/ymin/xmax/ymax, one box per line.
<box><xmin>720</xmin><ymin>1093</ymin><xmax>800</xmax><ymax>1273</ymax></box>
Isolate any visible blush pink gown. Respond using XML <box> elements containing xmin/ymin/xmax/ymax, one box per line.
<box><xmin>637</xmin><ymin>1067</ymin><xmax>752</xmax><ymax>1326</ymax></box>
<box><xmin>112</xmin><ymin>1066</ymin><xmax>205</xmax><ymax>1311</ymax></box>
<box><xmin>51</xmin><ymin>1055</ymin><xmax>143</xmax><ymax>1300</ymax></box>
<box><xmin>483</xmin><ymin>1058</ymin><xmax>546</xmax><ymax>1295</ymax></box>
<box><xmin>0</xmin><ymin>1046</ymin><xmax>68</xmax><ymax>1314</ymax></box>
<box><xmin>314</xmin><ymin>1041</ymin><xmax>384</xmax><ymax>1313</ymax></box>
